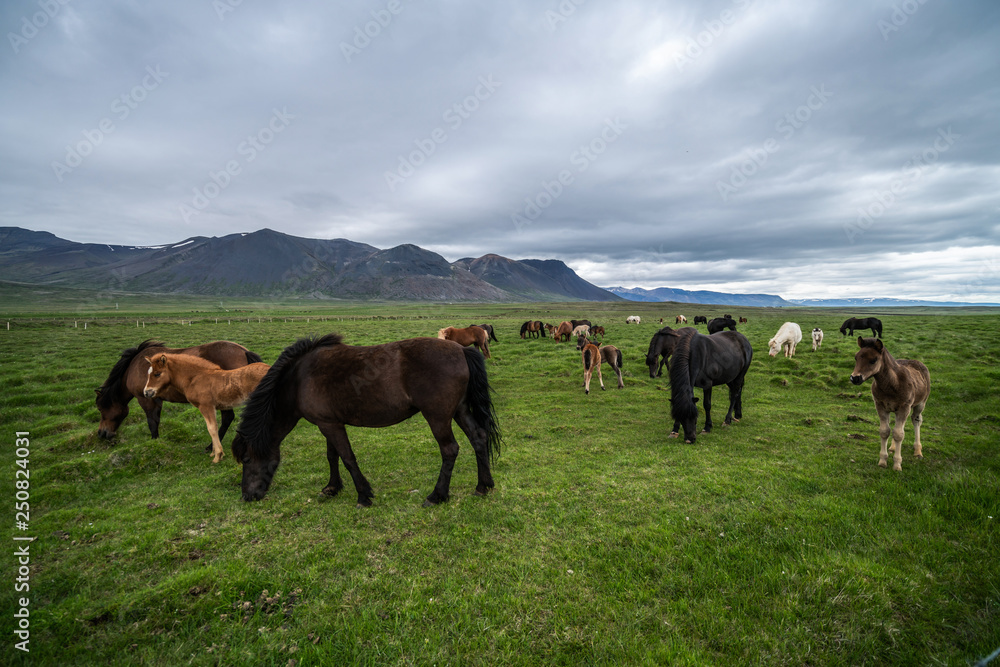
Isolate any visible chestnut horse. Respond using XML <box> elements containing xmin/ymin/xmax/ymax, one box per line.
<box><xmin>232</xmin><ymin>334</ymin><xmax>501</xmax><ymax>507</ymax></box>
<box><xmin>143</xmin><ymin>354</ymin><xmax>271</xmax><ymax>463</ymax></box>
<box><xmin>95</xmin><ymin>339</ymin><xmax>263</xmax><ymax>442</ymax></box>
<box><xmin>580</xmin><ymin>338</ymin><xmax>604</xmax><ymax>394</ymax></box>
<box><xmin>551</xmin><ymin>321</ymin><xmax>574</xmax><ymax>342</ymax></box>
<box><xmin>438</xmin><ymin>326</ymin><xmax>490</xmax><ymax>358</ymax></box>
<box><xmin>850</xmin><ymin>337</ymin><xmax>930</xmax><ymax>471</ymax></box>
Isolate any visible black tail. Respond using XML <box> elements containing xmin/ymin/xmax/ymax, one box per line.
<box><xmin>233</xmin><ymin>333</ymin><xmax>342</xmax><ymax>461</ymax></box>
<box><xmin>245</xmin><ymin>348</ymin><xmax>264</xmax><ymax>364</ymax></box>
<box><xmin>462</xmin><ymin>346</ymin><xmax>502</xmax><ymax>464</ymax></box>
<box><xmin>616</xmin><ymin>349</ymin><xmax>623</xmax><ymax>369</ymax></box>
<box><xmin>583</xmin><ymin>347</ymin><xmax>595</xmax><ymax>370</ymax></box>
<box><xmin>668</xmin><ymin>336</ymin><xmax>699</xmax><ymax>424</ymax></box>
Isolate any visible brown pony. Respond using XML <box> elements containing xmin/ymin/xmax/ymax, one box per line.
<box><xmin>591</xmin><ymin>325</ymin><xmax>605</xmax><ymax>340</ymax></box>
<box><xmin>520</xmin><ymin>320</ymin><xmax>544</xmax><ymax>339</ymax></box>
<box><xmin>438</xmin><ymin>326</ymin><xmax>490</xmax><ymax>358</ymax></box>
<box><xmin>95</xmin><ymin>339</ymin><xmax>263</xmax><ymax>442</ymax></box>
<box><xmin>580</xmin><ymin>339</ymin><xmax>603</xmax><ymax>394</ymax></box>
<box><xmin>850</xmin><ymin>337</ymin><xmax>930</xmax><ymax>471</ymax></box>
<box><xmin>143</xmin><ymin>354</ymin><xmax>271</xmax><ymax>463</ymax></box>
<box><xmin>551</xmin><ymin>321</ymin><xmax>573</xmax><ymax>342</ymax></box>
<box><xmin>600</xmin><ymin>345</ymin><xmax>625</xmax><ymax>389</ymax></box>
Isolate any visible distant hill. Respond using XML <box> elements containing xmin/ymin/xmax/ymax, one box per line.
<box><xmin>0</xmin><ymin>227</ymin><xmax>618</xmax><ymax>302</ymax></box>
<box><xmin>605</xmin><ymin>285</ymin><xmax>795</xmax><ymax>308</ymax></box>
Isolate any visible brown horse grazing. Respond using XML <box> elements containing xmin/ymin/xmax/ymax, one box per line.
<box><xmin>438</xmin><ymin>326</ymin><xmax>490</xmax><ymax>358</ymax></box>
<box><xmin>591</xmin><ymin>325</ymin><xmax>605</xmax><ymax>340</ymax></box>
<box><xmin>95</xmin><ymin>339</ymin><xmax>263</xmax><ymax>443</ymax></box>
<box><xmin>551</xmin><ymin>321</ymin><xmax>574</xmax><ymax>342</ymax></box>
<box><xmin>143</xmin><ymin>354</ymin><xmax>271</xmax><ymax>463</ymax></box>
<box><xmin>580</xmin><ymin>339</ymin><xmax>604</xmax><ymax>394</ymax></box>
<box><xmin>850</xmin><ymin>337</ymin><xmax>930</xmax><ymax>471</ymax></box>
<box><xmin>520</xmin><ymin>320</ymin><xmax>544</xmax><ymax>339</ymax></box>
<box><xmin>232</xmin><ymin>334</ymin><xmax>502</xmax><ymax>507</ymax></box>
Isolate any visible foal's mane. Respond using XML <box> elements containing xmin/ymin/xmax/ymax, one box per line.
<box><xmin>96</xmin><ymin>339</ymin><xmax>165</xmax><ymax>408</ymax></box>
<box><xmin>235</xmin><ymin>333</ymin><xmax>343</xmax><ymax>460</ymax></box>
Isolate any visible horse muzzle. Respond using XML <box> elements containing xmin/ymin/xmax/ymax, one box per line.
<box><xmin>850</xmin><ymin>374</ymin><xmax>864</xmax><ymax>386</ymax></box>
<box><xmin>143</xmin><ymin>388</ymin><xmax>156</xmax><ymax>398</ymax></box>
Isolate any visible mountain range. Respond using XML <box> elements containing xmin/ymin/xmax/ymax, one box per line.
<box><xmin>0</xmin><ymin>227</ymin><xmax>621</xmax><ymax>302</ymax></box>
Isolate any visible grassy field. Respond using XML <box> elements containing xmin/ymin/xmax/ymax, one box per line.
<box><xmin>2</xmin><ymin>292</ymin><xmax>999</xmax><ymax>665</ymax></box>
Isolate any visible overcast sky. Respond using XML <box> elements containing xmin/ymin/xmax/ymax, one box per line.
<box><xmin>2</xmin><ymin>0</ymin><xmax>999</xmax><ymax>301</ymax></box>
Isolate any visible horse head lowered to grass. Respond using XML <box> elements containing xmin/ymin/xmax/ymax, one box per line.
<box><xmin>231</xmin><ymin>334</ymin><xmax>502</xmax><ymax>507</ymax></box>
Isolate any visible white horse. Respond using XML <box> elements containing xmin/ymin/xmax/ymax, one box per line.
<box><xmin>572</xmin><ymin>324</ymin><xmax>590</xmax><ymax>338</ymax></box>
<box><xmin>626</xmin><ymin>315</ymin><xmax>641</xmax><ymax>324</ymax></box>
<box><xmin>768</xmin><ymin>322</ymin><xmax>803</xmax><ymax>358</ymax></box>
<box><xmin>811</xmin><ymin>328</ymin><xmax>824</xmax><ymax>351</ymax></box>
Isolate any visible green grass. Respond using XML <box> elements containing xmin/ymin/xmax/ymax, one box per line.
<box><xmin>2</xmin><ymin>294</ymin><xmax>999</xmax><ymax>665</ymax></box>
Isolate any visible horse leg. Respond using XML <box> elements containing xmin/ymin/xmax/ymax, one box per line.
<box><xmin>320</xmin><ymin>435</ymin><xmax>344</xmax><ymax>498</ymax></box>
<box><xmin>453</xmin><ymin>408</ymin><xmax>494</xmax><ymax>496</ymax></box>
<box><xmin>597</xmin><ymin>362</ymin><xmax>605</xmax><ymax>391</ymax></box>
<box><xmin>137</xmin><ymin>395</ymin><xmax>163</xmax><ymax>439</ymax></box>
<box><xmin>197</xmin><ymin>404</ymin><xmax>225</xmax><ymax>463</ymax></box>
<box><xmin>216</xmin><ymin>408</ymin><xmax>236</xmax><ymax>443</ymax></box>
<box><xmin>701</xmin><ymin>387</ymin><xmax>713</xmax><ymax>433</ymax></box>
<box><xmin>875</xmin><ymin>403</ymin><xmax>892</xmax><ymax>468</ymax></box>
<box><xmin>911</xmin><ymin>401</ymin><xmax>925</xmax><ymax>459</ymax></box>
<box><xmin>614</xmin><ymin>363</ymin><xmax>624</xmax><ymax>389</ymax></box>
<box><xmin>424</xmin><ymin>416</ymin><xmax>461</xmax><ymax>507</ymax></box>
<box><xmin>317</xmin><ymin>422</ymin><xmax>374</xmax><ymax>506</ymax></box>
<box><xmin>483</xmin><ymin>340</ymin><xmax>491</xmax><ymax>358</ymax></box>
<box><xmin>889</xmin><ymin>405</ymin><xmax>911</xmax><ymax>471</ymax></box>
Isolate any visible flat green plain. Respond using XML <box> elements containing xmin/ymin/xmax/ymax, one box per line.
<box><xmin>2</xmin><ymin>288</ymin><xmax>998</xmax><ymax>665</ymax></box>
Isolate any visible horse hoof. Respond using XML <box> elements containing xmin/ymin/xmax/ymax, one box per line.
<box><xmin>684</xmin><ymin>440</ymin><xmax>693</xmax><ymax>444</ymax></box>
<box><xmin>668</xmin><ymin>432</ymin><xmax>679</xmax><ymax>438</ymax></box>
<box><xmin>878</xmin><ymin>460</ymin><xmax>888</xmax><ymax>468</ymax></box>
<box><xmin>422</xmin><ymin>499</ymin><xmax>438</xmax><ymax>507</ymax></box>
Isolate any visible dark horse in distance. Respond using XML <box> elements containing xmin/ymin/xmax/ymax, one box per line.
<box><xmin>840</xmin><ymin>317</ymin><xmax>883</xmax><ymax>338</ymax></box>
<box><xmin>232</xmin><ymin>334</ymin><xmax>502</xmax><ymax>507</ymax></box>
<box><xmin>668</xmin><ymin>330</ymin><xmax>753</xmax><ymax>443</ymax></box>
<box><xmin>95</xmin><ymin>339</ymin><xmax>263</xmax><ymax>443</ymax></box>
<box><xmin>707</xmin><ymin>317</ymin><xmax>738</xmax><ymax>334</ymax></box>
<box><xmin>645</xmin><ymin>326</ymin><xmax>696</xmax><ymax>378</ymax></box>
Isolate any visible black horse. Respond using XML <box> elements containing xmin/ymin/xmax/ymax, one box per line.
<box><xmin>668</xmin><ymin>330</ymin><xmax>753</xmax><ymax>443</ymax></box>
<box><xmin>232</xmin><ymin>334</ymin><xmax>501</xmax><ymax>507</ymax></box>
<box><xmin>473</xmin><ymin>323</ymin><xmax>499</xmax><ymax>343</ymax></box>
<box><xmin>840</xmin><ymin>317</ymin><xmax>882</xmax><ymax>338</ymax></box>
<box><xmin>707</xmin><ymin>317</ymin><xmax>737</xmax><ymax>334</ymax></box>
<box><xmin>645</xmin><ymin>326</ymin><xmax>696</xmax><ymax>378</ymax></box>
<box><xmin>693</xmin><ymin>316</ymin><xmax>708</xmax><ymax>325</ymax></box>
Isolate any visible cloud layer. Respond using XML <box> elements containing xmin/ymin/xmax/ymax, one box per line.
<box><xmin>2</xmin><ymin>0</ymin><xmax>999</xmax><ymax>301</ymax></box>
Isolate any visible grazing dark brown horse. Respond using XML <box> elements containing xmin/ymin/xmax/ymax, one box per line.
<box><xmin>95</xmin><ymin>339</ymin><xmax>263</xmax><ymax>443</ymax></box>
<box><xmin>143</xmin><ymin>354</ymin><xmax>271</xmax><ymax>463</ymax></box>
<box><xmin>841</xmin><ymin>317</ymin><xmax>883</xmax><ymax>338</ymax></box>
<box><xmin>707</xmin><ymin>317</ymin><xmax>738</xmax><ymax>334</ymax></box>
<box><xmin>438</xmin><ymin>326</ymin><xmax>490</xmax><ymax>358</ymax></box>
<box><xmin>232</xmin><ymin>334</ymin><xmax>501</xmax><ymax>507</ymax></box>
<box><xmin>645</xmin><ymin>326</ymin><xmax>696</xmax><ymax>378</ymax></box>
<box><xmin>591</xmin><ymin>325</ymin><xmax>605</xmax><ymax>340</ymax></box>
<box><xmin>850</xmin><ymin>337</ymin><xmax>930</xmax><ymax>470</ymax></box>
<box><xmin>600</xmin><ymin>344</ymin><xmax>624</xmax><ymax>389</ymax></box>
<box><xmin>519</xmin><ymin>320</ymin><xmax>544</xmax><ymax>339</ymax></box>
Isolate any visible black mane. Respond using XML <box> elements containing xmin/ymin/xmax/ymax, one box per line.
<box><xmin>96</xmin><ymin>339</ymin><xmax>164</xmax><ymax>408</ymax></box>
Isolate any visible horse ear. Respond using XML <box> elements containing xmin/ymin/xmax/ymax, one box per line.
<box><xmin>873</xmin><ymin>339</ymin><xmax>884</xmax><ymax>352</ymax></box>
<box><xmin>94</xmin><ymin>388</ymin><xmax>101</xmax><ymax>396</ymax></box>
<box><xmin>857</xmin><ymin>336</ymin><xmax>864</xmax><ymax>347</ymax></box>
<box><xmin>692</xmin><ymin>397</ymin><xmax>699</xmax><ymax>404</ymax></box>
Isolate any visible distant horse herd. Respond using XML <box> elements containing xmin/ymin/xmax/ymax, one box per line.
<box><xmin>95</xmin><ymin>312</ymin><xmax>929</xmax><ymax>508</ymax></box>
